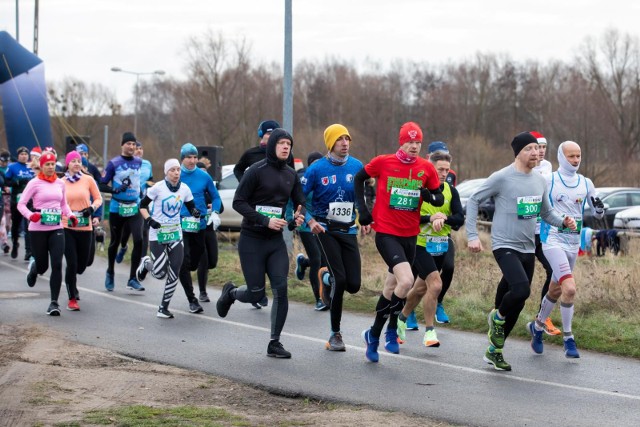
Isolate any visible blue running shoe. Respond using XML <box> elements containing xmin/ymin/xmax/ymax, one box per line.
<box><xmin>362</xmin><ymin>328</ymin><xmax>379</xmax><ymax>362</ymax></box>
<box><xmin>295</xmin><ymin>253</ymin><xmax>307</xmax><ymax>280</ymax></box>
<box><xmin>564</xmin><ymin>338</ymin><xmax>580</xmax><ymax>359</ymax></box>
<box><xmin>384</xmin><ymin>328</ymin><xmax>400</xmax><ymax>354</ymax></box>
<box><xmin>527</xmin><ymin>321</ymin><xmax>544</xmax><ymax>354</ymax></box>
<box><xmin>126</xmin><ymin>278</ymin><xmax>145</xmax><ymax>291</ymax></box>
<box><xmin>115</xmin><ymin>245</ymin><xmax>128</xmax><ymax>264</ymax></box>
<box><xmin>406</xmin><ymin>311</ymin><xmax>419</xmax><ymax>330</ymax></box>
<box><xmin>105</xmin><ymin>271</ymin><xmax>115</xmax><ymax>291</ymax></box>
<box><xmin>435</xmin><ymin>303</ymin><xmax>450</xmax><ymax>324</ymax></box>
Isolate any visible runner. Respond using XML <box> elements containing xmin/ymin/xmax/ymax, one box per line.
<box><xmin>216</xmin><ymin>128</ymin><xmax>305</xmax><ymax>358</ymax></box>
<box><xmin>4</xmin><ymin>146</ymin><xmax>35</xmax><ymax>260</ymax></box>
<box><xmin>465</xmin><ymin>131</ymin><xmax>576</xmax><ymax>371</ymax></box>
<box><xmin>527</xmin><ymin>140</ymin><xmax>604</xmax><ymax>358</ymax></box>
<box><xmin>99</xmin><ymin>132</ymin><xmax>145</xmax><ymax>292</ymax></box>
<box><xmin>354</xmin><ymin>121</ymin><xmax>444</xmax><ymax>363</ymax></box>
<box><xmin>61</xmin><ymin>151</ymin><xmax>103</xmax><ymax>311</ymax></box>
<box><xmin>397</xmin><ymin>151</ymin><xmax>464</xmax><ymax>347</ymax></box>
<box><xmin>17</xmin><ymin>151</ymin><xmax>78</xmax><ymax>315</ymax></box>
<box><xmin>136</xmin><ymin>159</ymin><xmax>199</xmax><ymax>318</ymax></box>
<box><xmin>195</xmin><ymin>160</ymin><xmax>221</xmax><ymax>303</ymax></box>
<box><xmin>302</xmin><ymin>124</ymin><xmax>364</xmax><ymax>351</ymax></box>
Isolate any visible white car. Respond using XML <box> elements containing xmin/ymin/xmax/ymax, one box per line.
<box><xmin>613</xmin><ymin>206</ymin><xmax>640</xmax><ymax>230</ymax></box>
<box><xmin>217</xmin><ymin>167</ymin><xmax>243</xmax><ymax>230</ymax></box>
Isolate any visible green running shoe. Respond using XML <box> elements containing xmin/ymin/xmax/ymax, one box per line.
<box><xmin>483</xmin><ymin>348</ymin><xmax>511</xmax><ymax>371</ymax></box>
<box><xmin>397</xmin><ymin>318</ymin><xmax>407</xmax><ymax>343</ymax></box>
<box><xmin>487</xmin><ymin>309</ymin><xmax>505</xmax><ymax>349</ymax></box>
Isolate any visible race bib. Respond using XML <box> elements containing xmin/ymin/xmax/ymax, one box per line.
<box><xmin>426</xmin><ymin>236</ymin><xmax>449</xmax><ymax>255</ymax></box>
<box><xmin>559</xmin><ymin>215</ymin><xmax>582</xmax><ymax>234</ymax></box>
<box><xmin>157</xmin><ymin>224</ymin><xmax>181</xmax><ymax>244</ymax></box>
<box><xmin>70</xmin><ymin>211</ymin><xmax>89</xmax><ymax>227</ymax></box>
<box><xmin>181</xmin><ymin>216</ymin><xmax>201</xmax><ymax>233</ymax></box>
<box><xmin>389</xmin><ymin>188</ymin><xmax>419</xmax><ymax>211</ymax></box>
<box><xmin>40</xmin><ymin>208</ymin><xmax>61</xmax><ymax>226</ymax></box>
<box><xmin>256</xmin><ymin>205</ymin><xmax>282</xmax><ymax>219</ymax></box>
<box><xmin>118</xmin><ymin>203</ymin><xmax>139</xmax><ymax>217</ymax></box>
<box><xmin>517</xmin><ymin>196</ymin><xmax>542</xmax><ymax>219</ymax></box>
<box><xmin>327</xmin><ymin>202</ymin><xmax>354</xmax><ymax>223</ymax></box>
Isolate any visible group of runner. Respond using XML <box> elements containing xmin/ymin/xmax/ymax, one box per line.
<box><xmin>1</xmin><ymin>121</ymin><xmax>600</xmax><ymax>368</ymax></box>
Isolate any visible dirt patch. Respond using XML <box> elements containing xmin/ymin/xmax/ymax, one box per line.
<box><xmin>0</xmin><ymin>323</ymin><xmax>451</xmax><ymax>426</ymax></box>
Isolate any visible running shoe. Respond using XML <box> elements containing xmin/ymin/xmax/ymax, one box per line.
<box><xmin>318</xmin><ymin>266</ymin><xmax>332</xmax><ymax>307</ymax></box>
<box><xmin>487</xmin><ymin>309</ymin><xmax>505</xmax><ymax>349</ymax></box>
<box><xmin>199</xmin><ymin>292</ymin><xmax>210</xmax><ymax>302</ymax></box>
<box><xmin>423</xmin><ymin>329</ymin><xmax>440</xmax><ymax>347</ymax></box>
<box><xmin>295</xmin><ymin>253</ymin><xmax>307</xmax><ymax>280</ymax></box>
<box><xmin>24</xmin><ymin>251</ymin><xmax>32</xmax><ymax>261</ymax></box>
<box><xmin>326</xmin><ymin>332</ymin><xmax>346</xmax><ymax>351</ymax></box>
<box><xmin>67</xmin><ymin>299</ymin><xmax>80</xmax><ymax>311</ymax></box>
<box><xmin>314</xmin><ymin>300</ymin><xmax>328</xmax><ymax>311</ymax></box>
<box><xmin>216</xmin><ymin>282</ymin><xmax>236</xmax><ymax>318</ymax></box>
<box><xmin>189</xmin><ymin>301</ymin><xmax>204</xmax><ymax>313</ymax></box>
<box><xmin>10</xmin><ymin>241</ymin><xmax>18</xmax><ymax>259</ymax></box>
<box><xmin>267</xmin><ymin>340</ymin><xmax>292</xmax><ymax>358</ymax></box>
<box><xmin>544</xmin><ymin>317</ymin><xmax>562</xmax><ymax>336</ymax></box>
<box><xmin>396</xmin><ymin>317</ymin><xmax>407</xmax><ymax>344</ymax></box>
<box><xmin>105</xmin><ymin>271</ymin><xmax>115</xmax><ymax>291</ymax></box>
<box><xmin>126</xmin><ymin>278</ymin><xmax>145</xmax><ymax>291</ymax></box>
<box><xmin>527</xmin><ymin>321</ymin><xmax>544</xmax><ymax>354</ymax></box>
<box><xmin>384</xmin><ymin>328</ymin><xmax>400</xmax><ymax>354</ymax></box>
<box><xmin>2</xmin><ymin>243</ymin><xmax>9</xmax><ymax>254</ymax></box>
<box><xmin>252</xmin><ymin>295</ymin><xmax>269</xmax><ymax>309</ymax></box>
<box><xmin>564</xmin><ymin>338</ymin><xmax>580</xmax><ymax>359</ymax></box>
<box><xmin>157</xmin><ymin>306</ymin><xmax>174</xmax><ymax>319</ymax></box>
<box><xmin>483</xmin><ymin>348</ymin><xmax>511</xmax><ymax>371</ymax></box>
<box><xmin>136</xmin><ymin>256</ymin><xmax>150</xmax><ymax>282</ymax></box>
<box><xmin>362</xmin><ymin>328</ymin><xmax>379</xmax><ymax>362</ymax></box>
<box><xmin>46</xmin><ymin>301</ymin><xmax>61</xmax><ymax>316</ymax></box>
<box><xmin>115</xmin><ymin>245</ymin><xmax>128</xmax><ymax>263</ymax></box>
<box><xmin>26</xmin><ymin>257</ymin><xmax>37</xmax><ymax>287</ymax></box>
<box><xmin>435</xmin><ymin>303</ymin><xmax>450</xmax><ymax>324</ymax></box>
<box><xmin>406</xmin><ymin>311</ymin><xmax>419</xmax><ymax>330</ymax></box>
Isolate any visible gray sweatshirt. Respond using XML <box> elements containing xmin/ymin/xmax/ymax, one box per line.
<box><xmin>466</xmin><ymin>164</ymin><xmax>565</xmax><ymax>253</ymax></box>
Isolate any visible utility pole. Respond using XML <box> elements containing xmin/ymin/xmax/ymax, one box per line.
<box><xmin>15</xmin><ymin>0</ymin><xmax>19</xmax><ymax>42</ymax></box>
<box><xmin>283</xmin><ymin>0</ymin><xmax>292</xmax><ymax>133</ymax></box>
<box><xmin>33</xmin><ymin>0</ymin><xmax>39</xmax><ymax>54</ymax></box>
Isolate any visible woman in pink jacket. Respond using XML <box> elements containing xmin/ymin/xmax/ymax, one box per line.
<box><xmin>18</xmin><ymin>151</ymin><xmax>77</xmax><ymax>316</ymax></box>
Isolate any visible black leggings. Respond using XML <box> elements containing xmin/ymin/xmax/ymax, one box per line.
<box><xmin>299</xmin><ymin>231</ymin><xmax>323</xmax><ymax>300</ymax></box>
<box><xmin>317</xmin><ymin>232</ymin><xmax>361</xmax><ymax>332</ymax></box>
<box><xmin>179</xmin><ymin>230</ymin><xmax>206</xmax><ymax>303</ymax></box>
<box><xmin>235</xmin><ymin>233</ymin><xmax>289</xmax><ymax>340</ymax></box>
<box><xmin>149</xmin><ymin>240</ymin><xmax>184</xmax><ymax>309</ymax></box>
<box><xmin>10</xmin><ymin>202</ymin><xmax>30</xmax><ymax>253</ymax></box>
<box><xmin>197</xmin><ymin>224</ymin><xmax>218</xmax><ymax>294</ymax></box>
<box><xmin>30</xmin><ymin>229</ymin><xmax>65</xmax><ymax>302</ymax></box>
<box><xmin>120</xmin><ymin>220</ymin><xmax>150</xmax><ymax>257</ymax></box>
<box><xmin>438</xmin><ymin>237</ymin><xmax>455</xmax><ymax>303</ymax></box>
<box><xmin>107</xmin><ymin>212</ymin><xmax>143</xmax><ymax>280</ymax></box>
<box><xmin>63</xmin><ymin>229</ymin><xmax>93</xmax><ymax>300</ymax></box>
<box><xmin>493</xmin><ymin>248</ymin><xmax>535</xmax><ymax>339</ymax></box>
<box><xmin>535</xmin><ymin>234</ymin><xmax>553</xmax><ymax>307</ymax></box>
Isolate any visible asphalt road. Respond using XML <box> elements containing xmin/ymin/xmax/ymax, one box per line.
<box><xmin>1</xmin><ymin>247</ymin><xmax>639</xmax><ymax>427</ymax></box>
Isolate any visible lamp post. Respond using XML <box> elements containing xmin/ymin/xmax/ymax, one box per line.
<box><xmin>110</xmin><ymin>67</ymin><xmax>165</xmax><ymax>135</ymax></box>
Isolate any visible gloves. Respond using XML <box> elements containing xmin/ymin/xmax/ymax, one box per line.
<box><xmin>591</xmin><ymin>196</ymin><xmax>605</xmax><ymax>213</ymax></box>
<box><xmin>69</xmin><ymin>215</ymin><xmax>79</xmax><ymax>227</ymax></box>
<box><xmin>208</xmin><ymin>212</ymin><xmax>221</xmax><ymax>230</ymax></box>
<box><xmin>358</xmin><ymin>209</ymin><xmax>373</xmax><ymax>226</ymax></box>
<box><xmin>113</xmin><ymin>177</ymin><xmax>131</xmax><ymax>194</ymax></box>
<box><xmin>29</xmin><ymin>212</ymin><xmax>42</xmax><ymax>223</ymax></box>
<box><xmin>190</xmin><ymin>208</ymin><xmax>201</xmax><ymax>219</ymax></box>
<box><xmin>145</xmin><ymin>216</ymin><xmax>161</xmax><ymax>229</ymax></box>
<box><xmin>80</xmin><ymin>206</ymin><xmax>95</xmax><ymax>217</ymax></box>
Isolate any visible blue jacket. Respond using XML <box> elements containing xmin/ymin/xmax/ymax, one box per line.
<box><xmin>180</xmin><ymin>166</ymin><xmax>222</xmax><ymax>229</ymax></box>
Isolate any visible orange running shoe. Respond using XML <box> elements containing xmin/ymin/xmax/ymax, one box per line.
<box><xmin>543</xmin><ymin>317</ymin><xmax>561</xmax><ymax>336</ymax></box>
<box><xmin>67</xmin><ymin>299</ymin><xmax>80</xmax><ymax>311</ymax></box>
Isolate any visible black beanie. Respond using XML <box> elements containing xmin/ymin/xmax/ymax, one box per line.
<box><xmin>511</xmin><ymin>132</ymin><xmax>537</xmax><ymax>157</ymax></box>
<box><xmin>121</xmin><ymin>132</ymin><xmax>137</xmax><ymax>145</ymax></box>
<box><xmin>307</xmin><ymin>151</ymin><xmax>323</xmax><ymax>167</ymax></box>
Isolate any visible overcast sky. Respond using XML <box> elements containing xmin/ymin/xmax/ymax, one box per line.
<box><xmin>2</xmin><ymin>0</ymin><xmax>639</xmax><ymax>104</ymax></box>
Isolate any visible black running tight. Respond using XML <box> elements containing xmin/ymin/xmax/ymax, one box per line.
<box><xmin>197</xmin><ymin>224</ymin><xmax>218</xmax><ymax>294</ymax></box>
<box><xmin>107</xmin><ymin>212</ymin><xmax>143</xmax><ymax>280</ymax></box>
<box><xmin>30</xmin><ymin>229</ymin><xmax>65</xmax><ymax>302</ymax></box>
<box><xmin>63</xmin><ymin>228</ymin><xmax>93</xmax><ymax>300</ymax></box>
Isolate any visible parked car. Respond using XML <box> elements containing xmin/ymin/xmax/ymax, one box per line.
<box><xmin>217</xmin><ymin>167</ymin><xmax>243</xmax><ymax>231</ymax></box>
<box><xmin>613</xmin><ymin>206</ymin><xmax>640</xmax><ymax>230</ymax></box>
<box><xmin>457</xmin><ymin>178</ymin><xmax>495</xmax><ymax>221</ymax></box>
<box><xmin>582</xmin><ymin>187</ymin><xmax>640</xmax><ymax>229</ymax></box>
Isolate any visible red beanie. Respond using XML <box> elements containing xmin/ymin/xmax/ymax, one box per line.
<box><xmin>39</xmin><ymin>152</ymin><xmax>56</xmax><ymax>168</ymax></box>
<box><xmin>398</xmin><ymin>122</ymin><xmax>423</xmax><ymax>146</ymax></box>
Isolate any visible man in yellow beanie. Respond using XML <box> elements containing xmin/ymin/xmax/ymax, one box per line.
<box><xmin>302</xmin><ymin>123</ymin><xmax>364</xmax><ymax>351</ymax></box>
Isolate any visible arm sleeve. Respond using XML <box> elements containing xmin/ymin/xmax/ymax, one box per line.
<box><xmin>446</xmin><ymin>186</ymin><xmax>465</xmax><ymax>229</ymax></box>
<box><xmin>139</xmin><ymin>195</ymin><xmax>152</xmax><ymax>211</ymax></box>
<box><xmin>354</xmin><ymin>167</ymin><xmax>372</xmax><ymax>215</ymax></box>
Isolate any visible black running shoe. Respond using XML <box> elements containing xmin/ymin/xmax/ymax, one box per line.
<box><xmin>26</xmin><ymin>257</ymin><xmax>37</xmax><ymax>287</ymax></box>
<box><xmin>10</xmin><ymin>241</ymin><xmax>18</xmax><ymax>259</ymax></box>
<box><xmin>189</xmin><ymin>301</ymin><xmax>204</xmax><ymax>314</ymax></box>
<box><xmin>2</xmin><ymin>243</ymin><xmax>10</xmax><ymax>254</ymax></box>
<box><xmin>136</xmin><ymin>256</ymin><xmax>150</xmax><ymax>282</ymax></box>
<box><xmin>198</xmin><ymin>292</ymin><xmax>210</xmax><ymax>302</ymax></box>
<box><xmin>267</xmin><ymin>340</ymin><xmax>292</xmax><ymax>358</ymax></box>
<box><xmin>157</xmin><ymin>306</ymin><xmax>174</xmax><ymax>319</ymax></box>
<box><xmin>46</xmin><ymin>301</ymin><xmax>61</xmax><ymax>316</ymax></box>
<box><xmin>216</xmin><ymin>282</ymin><xmax>236</xmax><ymax>318</ymax></box>
<box><xmin>24</xmin><ymin>251</ymin><xmax>32</xmax><ymax>261</ymax></box>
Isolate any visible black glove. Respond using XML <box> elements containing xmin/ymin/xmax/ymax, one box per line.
<box><xmin>358</xmin><ymin>209</ymin><xmax>373</xmax><ymax>226</ymax></box>
<box><xmin>591</xmin><ymin>196</ymin><xmax>605</xmax><ymax>212</ymax></box>
<box><xmin>113</xmin><ymin>177</ymin><xmax>131</xmax><ymax>194</ymax></box>
<box><xmin>145</xmin><ymin>217</ymin><xmax>161</xmax><ymax>229</ymax></box>
<box><xmin>80</xmin><ymin>206</ymin><xmax>95</xmax><ymax>218</ymax></box>
<box><xmin>287</xmin><ymin>219</ymin><xmax>298</xmax><ymax>231</ymax></box>
<box><xmin>190</xmin><ymin>208</ymin><xmax>201</xmax><ymax>219</ymax></box>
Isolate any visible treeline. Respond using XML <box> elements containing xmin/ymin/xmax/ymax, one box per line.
<box><xmin>8</xmin><ymin>29</ymin><xmax>640</xmax><ymax>185</ymax></box>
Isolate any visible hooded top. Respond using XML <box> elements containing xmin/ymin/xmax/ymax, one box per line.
<box><xmin>233</xmin><ymin>129</ymin><xmax>295</xmax><ymax>180</ymax></box>
<box><xmin>266</xmin><ymin>128</ymin><xmax>294</xmax><ymax>170</ymax></box>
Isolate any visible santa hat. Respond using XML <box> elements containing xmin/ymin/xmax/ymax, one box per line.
<box><xmin>30</xmin><ymin>146</ymin><xmax>42</xmax><ymax>157</ymax></box>
<box><xmin>529</xmin><ymin>131</ymin><xmax>547</xmax><ymax>145</ymax></box>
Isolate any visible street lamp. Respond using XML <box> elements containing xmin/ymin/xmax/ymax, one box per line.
<box><xmin>110</xmin><ymin>67</ymin><xmax>166</xmax><ymax>135</ymax></box>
